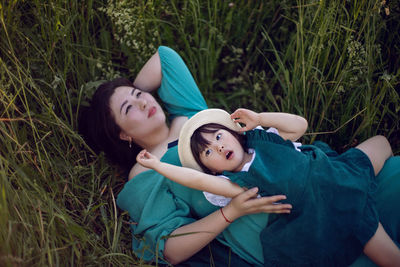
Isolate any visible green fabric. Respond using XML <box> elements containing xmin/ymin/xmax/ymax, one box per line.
<box><xmin>157</xmin><ymin>46</ymin><xmax>207</xmax><ymax>120</ymax></box>
<box><xmin>225</xmin><ymin>129</ymin><xmax>379</xmax><ymax>266</ymax></box>
<box><xmin>174</xmin><ymin>238</ymin><xmax>255</xmax><ymax>267</ymax></box>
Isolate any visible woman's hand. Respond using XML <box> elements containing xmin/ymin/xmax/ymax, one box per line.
<box><xmin>222</xmin><ymin>187</ymin><xmax>292</xmax><ymax>222</ymax></box>
<box><xmin>230</xmin><ymin>108</ymin><xmax>260</xmax><ymax>132</ymax></box>
<box><xmin>136</xmin><ymin>149</ymin><xmax>160</xmax><ymax>169</ymax></box>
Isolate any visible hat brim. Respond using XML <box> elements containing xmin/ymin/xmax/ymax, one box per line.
<box><xmin>178</xmin><ymin>109</ymin><xmax>242</xmax><ymax>171</ymax></box>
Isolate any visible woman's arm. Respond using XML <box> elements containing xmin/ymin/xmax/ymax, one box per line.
<box><xmin>164</xmin><ymin>188</ymin><xmax>291</xmax><ymax>264</ymax></box>
<box><xmin>136</xmin><ymin>150</ymin><xmax>244</xmax><ymax>197</ymax></box>
<box><xmin>133</xmin><ymin>51</ymin><xmax>162</xmax><ymax>92</ymax></box>
<box><xmin>231</xmin><ymin>108</ymin><xmax>308</xmax><ymax>141</ymax></box>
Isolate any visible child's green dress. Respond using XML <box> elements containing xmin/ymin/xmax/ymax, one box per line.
<box><xmin>224</xmin><ymin>129</ymin><xmax>378</xmax><ymax>266</ymax></box>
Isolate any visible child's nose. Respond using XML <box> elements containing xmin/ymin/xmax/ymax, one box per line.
<box><xmin>218</xmin><ymin>145</ymin><xmax>224</xmax><ymax>152</ymax></box>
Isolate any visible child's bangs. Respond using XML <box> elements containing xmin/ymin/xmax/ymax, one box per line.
<box><xmin>190</xmin><ymin>125</ymin><xmax>216</xmax><ymax>155</ymax></box>
<box><xmin>190</xmin><ymin>124</ymin><xmax>222</xmax><ymax>173</ymax></box>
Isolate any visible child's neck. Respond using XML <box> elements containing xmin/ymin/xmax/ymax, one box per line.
<box><xmin>234</xmin><ymin>151</ymin><xmax>253</xmax><ymax>172</ymax></box>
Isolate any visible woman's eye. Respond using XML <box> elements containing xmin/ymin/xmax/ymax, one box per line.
<box><xmin>205</xmin><ymin>149</ymin><xmax>212</xmax><ymax>156</ymax></box>
<box><xmin>216</xmin><ymin>133</ymin><xmax>221</xmax><ymax>140</ymax></box>
<box><xmin>136</xmin><ymin>91</ymin><xmax>142</xmax><ymax>98</ymax></box>
<box><xmin>125</xmin><ymin>105</ymin><xmax>132</xmax><ymax>114</ymax></box>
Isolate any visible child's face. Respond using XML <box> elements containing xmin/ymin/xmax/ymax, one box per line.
<box><xmin>199</xmin><ymin>129</ymin><xmax>247</xmax><ymax>174</ymax></box>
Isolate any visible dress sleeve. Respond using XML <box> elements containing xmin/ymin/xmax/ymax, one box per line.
<box><xmin>246</xmin><ymin>129</ymin><xmax>295</xmax><ymax>149</ymax></box>
<box><xmin>265</xmin><ymin>127</ymin><xmax>302</xmax><ymax>151</ymax></box>
<box><xmin>117</xmin><ymin>169</ymin><xmax>195</xmax><ymax>263</ymax></box>
<box><xmin>157</xmin><ymin>46</ymin><xmax>208</xmax><ymax>119</ymax></box>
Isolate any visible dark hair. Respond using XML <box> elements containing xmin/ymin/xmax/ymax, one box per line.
<box><xmin>190</xmin><ymin>123</ymin><xmax>246</xmax><ymax>174</ymax></box>
<box><xmin>78</xmin><ymin>77</ymin><xmax>142</xmax><ymax>171</ymax></box>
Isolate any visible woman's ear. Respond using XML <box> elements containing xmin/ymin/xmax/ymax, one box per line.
<box><xmin>119</xmin><ymin>132</ymin><xmax>131</xmax><ymax>142</ymax></box>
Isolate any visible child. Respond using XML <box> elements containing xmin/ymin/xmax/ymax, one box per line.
<box><xmin>137</xmin><ymin>108</ymin><xmax>399</xmax><ymax>266</ymax></box>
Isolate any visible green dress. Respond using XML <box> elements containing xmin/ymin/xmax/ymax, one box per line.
<box><xmin>224</xmin><ymin>129</ymin><xmax>378</xmax><ymax>266</ymax></box>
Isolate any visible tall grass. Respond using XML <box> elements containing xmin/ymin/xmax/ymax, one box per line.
<box><xmin>0</xmin><ymin>0</ymin><xmax>399</xmax><ymax>266</ymax></box>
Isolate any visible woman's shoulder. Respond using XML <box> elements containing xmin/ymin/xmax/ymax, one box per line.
<box><xmin>128</xmin><ymin>163</ymin><xmax>149</xmax><ymax>180</ymax></box>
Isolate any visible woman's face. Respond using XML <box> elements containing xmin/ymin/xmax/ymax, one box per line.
<box><xmin>109</xmin><ymin>86</ymin><xmax>165</xmax><ymax>143</ymax></box>
<box><xmin>199</xmin><ymin>129</ymin><xmax>246</xmax><ymax>174</ymax></box>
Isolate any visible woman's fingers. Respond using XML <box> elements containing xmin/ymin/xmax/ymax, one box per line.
<box><xmin>262</xmin><ymin>203</ymin><xmax>292</xmax><ymax>214</ymax></box>
<box><xmin>242</xmin><ymin>190</ymin><xmax>292</xmax><ymax>214</ymax></box>
<box><xmin>234</xmin><ymin>187</ymin><xmax>259</xmax><ymax>201</ymax></box>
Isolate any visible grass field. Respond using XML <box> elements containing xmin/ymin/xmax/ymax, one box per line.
<box><xmin>1</xmin><ymin>0</ymin><xmax>399</xmax><ymax>266</ymax></box>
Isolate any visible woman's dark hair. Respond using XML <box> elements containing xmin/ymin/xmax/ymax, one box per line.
<box><xmin>78</xmin><ymin>77</ymin><xmax>142</xmax><ymax>171</ymax></box>
<box><xmin>190</xmin><ymin>123</ymin><xmax>247</xmax><ymax>174</ymax></box>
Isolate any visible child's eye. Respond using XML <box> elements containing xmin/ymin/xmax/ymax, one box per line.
<box><xmin>216</xmin><ymin>133</ymin><xmax>221</xmax><ymax>140</ymax></box>
<box><xmin>205</xmin><ymin>149</ymin><xmax>212</xmax><ymax>156</ymax></box>
<box><xmin>136</xmin><ymin>91</ymin><xmax>142</xmax><ymax>98</ymax></box>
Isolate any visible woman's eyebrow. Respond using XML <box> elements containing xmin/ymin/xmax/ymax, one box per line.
<box><xmin>119</xmin><ymin>88</ymin><xmax>135</xmax><ymax>114</ymax></box>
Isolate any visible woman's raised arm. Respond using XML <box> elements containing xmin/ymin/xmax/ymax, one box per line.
<box><xmin>133</xmin><ymin>51</ymin><xmax>162</xmax><ymax>92</ymax></box>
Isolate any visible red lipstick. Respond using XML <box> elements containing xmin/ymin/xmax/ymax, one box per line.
<box><xmin>148</xmin><ymin>106</ymin><xmax>156</xmax><ymax>118</ymax></box>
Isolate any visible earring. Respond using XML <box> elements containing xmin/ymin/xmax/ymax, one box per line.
<box><xmin>129</xmin><ymin>139</ymin><xmax>132</xmax><ymax>148</ymax></box>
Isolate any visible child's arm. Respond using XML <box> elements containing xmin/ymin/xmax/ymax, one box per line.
<box><xmin>136</xmin><ymin>150</ymin><xmax>245</xmax><ymax>197</ymax></box>
<box><xmin>231</xmin><ymin>108</ymin><xmax>308</xmax><ymax>141</ymax></box>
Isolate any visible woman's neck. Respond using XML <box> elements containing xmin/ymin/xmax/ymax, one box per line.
<box><xmin>137</xmin><ymin>124</ymin><xmax>170</xmax><ymax>151</ymax></box>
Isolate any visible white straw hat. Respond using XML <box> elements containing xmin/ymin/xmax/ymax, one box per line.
<box><xmin>178</xmin><ymin>109</ymin><xmax>242</xmax><ymax>171</ymax></box>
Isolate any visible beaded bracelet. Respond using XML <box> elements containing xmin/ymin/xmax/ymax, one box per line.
<box><xmin>220</xmin><ymin>208</ymin><xmax>233</xmax><ymax>223</ymax></box>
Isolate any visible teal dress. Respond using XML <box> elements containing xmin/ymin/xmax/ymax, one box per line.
<box><xmin>117</xmin><ymin>46</ymin><xmax>400</xmax><ymax>266</ymax></box>
<box><xmin>224</xmin><ymin>129</ymin><xmax>378</xmax><ymax>266</ymax></box>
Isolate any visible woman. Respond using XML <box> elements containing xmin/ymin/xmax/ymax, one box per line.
<box><xmin>80</xmin><ymin>46</ymin><xmax>400</xmax><ymax>266</ymax></box>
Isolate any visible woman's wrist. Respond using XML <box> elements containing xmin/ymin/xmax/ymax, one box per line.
<box><xmin>220</xmin><ymin>205</ymin><xmax>240</xmax><ymax>223</ymax></box>
<box><xmin>220</xmin><ymin>208</ymin><xmax>233</xmax><ymax>223</ymax></box>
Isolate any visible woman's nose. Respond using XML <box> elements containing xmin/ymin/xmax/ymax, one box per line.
<box><xmin>138</xmin><ymin>98</ymin><xmax>147</xmax><ymax>110</ymax></box>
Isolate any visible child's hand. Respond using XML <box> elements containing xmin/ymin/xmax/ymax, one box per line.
<box><xmin>230</xmin><ymin>108</ymin><xmax>260</xmax><ymax>132</ymax></box>
<box><xmin>136</xmin><ymin>149</ymin><xmax>160</xmax><ymax>169</ymax></box>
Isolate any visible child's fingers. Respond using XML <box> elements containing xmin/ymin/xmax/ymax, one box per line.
<box><xmin>230</xmin><ymin>109</ymin><xmax>244</xmax><ymax>120</ymax></box>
